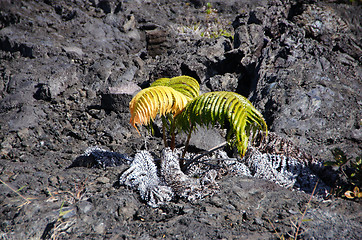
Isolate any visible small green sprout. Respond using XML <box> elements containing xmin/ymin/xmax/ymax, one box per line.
<box><xmin>324</xmin><ymin>148</ymin><xmax>362</xmax><ymax>199</ymax></box>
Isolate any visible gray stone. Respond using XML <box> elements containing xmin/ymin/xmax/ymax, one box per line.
<box><xmin>186</xmin><ymin>126</ymin><xmax>225</xmax><ymax>151</ymax></box>
<box><xmin>78</xmin><ymin>201</ymin><xmax>94</xmax><ymax>214</ymax></box>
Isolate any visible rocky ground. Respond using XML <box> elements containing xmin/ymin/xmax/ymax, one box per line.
<box><xmin>0</xmin><ymin>0</ymin><xmax>361</xmax><ymax>239</ymax></box>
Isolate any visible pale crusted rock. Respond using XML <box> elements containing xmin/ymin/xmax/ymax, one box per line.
<box><xmin>160</xmin><ymin>148</ymin><xmax>219</xmax><ymax>202</ymax></box>
<box><xmin>119</xmin><ymin>150</ymin><xmax>173</xmax><ymax>208</ymax></box>
<box><xmin>242</xmin><ymin>147</ymin><xmax>327</xmax><ymax>194</ymax></box>
<box><xmin>119</xmin><ymin>148</ymin><xmax>219</xmax><ymax>206</ymax></box>
<box><xmin>183</xmin><ymin>132</ymin><xmax>329</xmax><ymax>195</ymax></box>
<box><xmin>252</xmin><ymin>132</ymin><xmax>315</xmax><ymax>166</ymax></box>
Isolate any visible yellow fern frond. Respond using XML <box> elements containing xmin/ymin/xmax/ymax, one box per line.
<box><xmin>129</xmin><ymin>86</ymin><xmax>192</xmax><ymax>133</ymax></box>
<box><xmin>151</xmin><ymin>75</ymin><xmax>200</xmax><ymax>99</ymax></box>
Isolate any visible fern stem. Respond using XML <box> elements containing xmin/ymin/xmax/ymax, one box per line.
<box><xmin>161</xmin><ymin>116</ymin><xmax>168</xmax><ymax>147</ymax></box>
<box><xmin>170</xmin><ymin>118</ymin><xmax>176</xmax><ymax>150</ymax></box>
<box><xmin>181</xmin><ymin>124</ymin><xmax>194</xmax><ymax>159</ymax></box>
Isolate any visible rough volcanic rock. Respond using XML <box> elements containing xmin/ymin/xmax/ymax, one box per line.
<box><xmin>0</xmin><ymin>0</ymin><xmax>361</xmax><ymax>239</ymax></box>
<box><xmin>244</xmin><ymin>1</ymin><xmax>362</xmax><ymax>162</ymax></box>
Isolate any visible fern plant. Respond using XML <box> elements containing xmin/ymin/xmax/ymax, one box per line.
<box><xmin>129</xmin><ymin>75</ymin><xmax>267</xmax><ymax>160</ymax></box>
<box><xmin>176</xmin><ymin>91</ymin><xmax>268</xmax><ymax>157</ymax></box>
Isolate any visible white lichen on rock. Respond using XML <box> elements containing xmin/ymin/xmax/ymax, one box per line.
<box><xmin>180</xmin><ymin>132</ymin><xmax>329</xmax><ymax>195</ymax></box>
<box><xmin>242</xmin><ymin>147</ymin><xmax>324</xmax><ymax>193</ymax></box>
<box><xmin>119</xmin><ymin>150</ymin><xmax>173</xmax><ymax>208</ymax></box>
<box><xmin>245</xmin><ymin>132</ymin><xmax>329</xmax><ymax>193</ymax></box>
<box><xmin>85</xmin><ymin>133</ymin><xmax>329</xmax><ymax>207</ymax></box>
<box><xmin>160</xmin><ymin>148</ymin><xmax>219</xmax><ymax>202</ymax></box>
<box><xmin>119</xmin><ymin>148</ymin><xmax>219</xmax><ymax>207</ymax></box>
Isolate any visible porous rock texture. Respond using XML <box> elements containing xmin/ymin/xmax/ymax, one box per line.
<box><xmin>119</xmin><ymin>150</ymin><xmax>174</xmax><ymax>208</ymax></box>
<box><xmin>0</xmin><ymin>0</ymin><xmax>361</xmax><ymax>239</ymax></box>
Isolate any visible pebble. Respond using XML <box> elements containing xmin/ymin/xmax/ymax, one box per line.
<box><xmin>96</xmin><ymin>176</ymin><xmax>110</xmax><ymax>184</ymax></box>
<box><xmin>93</xmin><ymin>222</ymin><xmax>105</xmax><ymax>234</ymax></box>
<box><xmin>78</xmin><ymin>201</ymin><xmax>93</xmax><ymax>214</ymax></box>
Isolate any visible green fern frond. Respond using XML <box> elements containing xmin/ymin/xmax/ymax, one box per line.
<box><xmin>151</xmin><ymin>76</ymin><xmax>200</xmax><ymax>99</ymax></box>
<box><xmin>176</xmin><ymin>91</ymin><xmax>267</xmax><ymax>157</ymax></box>
<box><xmin>129</xmin><ymin>86</ymin><xmax>192</xmax><ymax>134</ymax></box>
